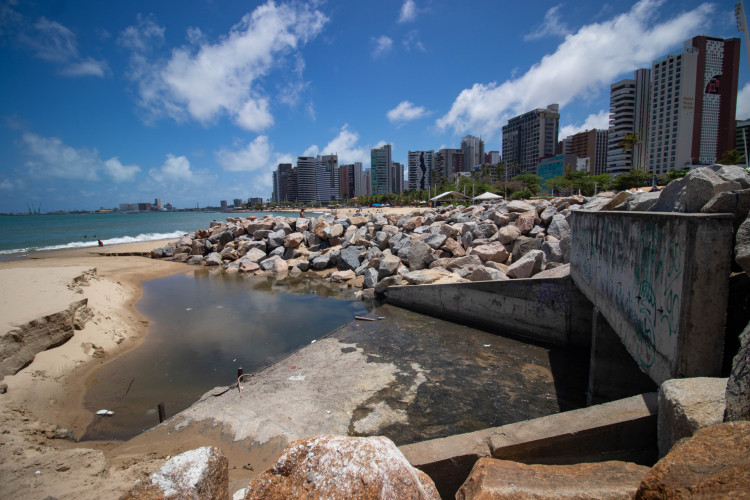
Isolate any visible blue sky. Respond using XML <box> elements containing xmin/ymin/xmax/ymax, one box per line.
<box><xmin>0</xmin><ymin>0</ymin><xmax>746</xmax><ymax>211</ymax></box>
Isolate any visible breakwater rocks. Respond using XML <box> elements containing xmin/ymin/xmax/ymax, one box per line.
<box><xmin>151</xmin><ymin>165</ymin><xmax>750</xmax><ymax>299</ymax></box>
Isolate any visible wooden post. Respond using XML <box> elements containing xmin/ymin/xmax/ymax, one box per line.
<box><xmin>158</xmin><ymin>402</ymin><xmax>166</xmax><ymax>423</ymax></box>
<box><xmin>237</xmin><ymin>367</ymin><xmax>244</xmax><ymax>378</ymax></box>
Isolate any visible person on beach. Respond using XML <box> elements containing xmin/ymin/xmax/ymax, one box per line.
<box><xmin>300</xmin><ymin>207</ymin><xmax>305</xmax><ymax>218</ymax></box>
<box><xmin>98</xmin><ymin>239</ymin><xmax>103</xmax><ymax>247</ymax></box>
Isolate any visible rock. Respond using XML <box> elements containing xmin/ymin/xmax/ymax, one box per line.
<box><xmin>374</xmin><ymin>275</ymin><xmax>403</xmax><ymax>294</ymax></box>
<box><xmin>313</xmin><ymin>219</ymin><xmax>329</xmax><ymax>239</ymax></box>
<box><xmin>636</xmin><ymin>421</ymin><xmax>750</xmax><ymax>498</ymax></box>
<box><xmin>401</xmin><ymin>216</ymin><xmax>424</xmax><ymax>231</ymax></box>
<box><xmin>424</xmin><ymin>233</ymin><xmax>447</xmax><ymax>250</ymax></box>
<box><xmin>124</xmin><ymin>446</ymin><xmax>229</xmax><ymax>500</ymax></box>
<box><xmin>495</xmin><ymin>225</ymin><xmax>521</xmax><ymax>245</ymax></box>
<box><xmin>446</xmin><ymin>255</ymin><xmax>483</xmax><ymax>272</ymax></box>
<box><xmin>337</xmin><ymin>245</ymin><xmax>362</xmax><ymax>271</ymax></box>
<box><xmin>441</xmin><ymin>237</ymin><xmax>466</xmax><ymax>257</ymax></box>
<box><xmin>185</xmin><ymin>255</ymin><xmax>205</xmax><ymax>265</ymax></box>
<box><xmin>506</xmin><ymin>249</ymin><xmax>545</xmax><ymax>279</ymax></box>
<box><xmin>726</xmin><ymin>322</ymin><xmax>750</xmax><ymax>422</ymax></box>
<box><xmin>238</xmin><ymin>260</ymin><xmax>260</xmax><ymax>273</ymax></box>
<box><xmin>456</xmin><ymin>458</ymin><xmax>649</xmax><ymax>500</ymax></box>
<box><xmin>624</xmin><ymin>191</ymin><xmax>660</xmax><ymax>211</ymax></box>
<box><xmin>710</xmin><ymin>164</ymin><xmax>750</xmax><ymax>188</ymax></box>
<box><xmin>311</xmin><ymin>253</ymin><xmax>333</xmax><ymax>270</ymax></box>
<box><xmin>603</xmin><ymin>191</ymin><xmax>632</xmax><ymax>210</ymax></box>
<box><xmin>243</xmin><ymin>435</ymin><xmax>438</xmax><ymax>500</ymax></box>
<box><xmin>242</xmin><ymin>248</ymin><xmax>267</xmax><ymax>264</ymax></box>
<box><xmin>701</xmin><ymin>189</ymin><xmax>750</xmax><ymax>228</ymax></box>
<box><xmin>205</xmin><ymin>252</ymin><xmax>222</xmax><ymax>266</ymax></box>
<box><xmin>512</xmin><ymin>236</ymin><xmax>543</xmax><ymax>261</ymax></box>
<box><xmin>469</xmin><ymin>266</ymin><xmax>507</xmax><ymax>281</ymax></box>
<box><xmin>402</xmin><ymin>268</ymin><xmax>454</xmax><ymax>285</ymax></box>
<box><xmin>541</xmin><ymin>240</ymin><xmax>564</xmax><ymax>263</ymax></box>
<box><xmin>507</xmin><ymin>200</ymin><xmax>536</xmax><ymax>213</ymax></box>
<box><xmin>472</xmin><ymin>242</ymin><xmax>509</xmax><ymax>264</ymax></box>
<box><xmin>735</xmin><ymin>215</ymin><xmax>750</xmax><ymax>274</ymax></box>
<box><xmin>401</xmin><ymin>240</ymin><xmax>433</xmax><ymax>271</ymax></box>
<box><xmin>438</xmin><ymin>224</ymin><xmax>459</xmax><ymax>239</ymax></box>
<box><xmin>329</xmin><ymin>270</ymin><xmax>356</xmax><ymax>283</ymax></box>
<box><xmin>283</xmin><ymin>232</ymin><xmax>304</xmax><ymax>249</ymax></box>
<box><xmin>378</xmin><ymin>254</ymin><xmax>402</xmax><ymax>279</ymax></box>
<box><xmin>267</xmin><ymin>229</ymin><xmax>286</xmax><ymax>249</ymax></box>
<box><xmin>532</xmin><ymin>263</ymin><xmax>571</xmax><ymax>279</ymax></box>
<box><xmin>539</xmin><ymin>205</ymin><xmax>557</xmax><ymax>225</ymax></box>
<box><xmin>559</xmin><ymin>234</ymin><xmax>571</xmax><ymax>263</ymax></box>
<box><xmin>363</xmin><ymin>268</ymin><xmax>379</xmax><ymax>289</ymax></box>
<box><xmin>658</xmin><ymin>377</ymin><xmax>728</xmax><ymax>457</ymax></box>
<box><xmin>514</xmin><ymin>210</ymin><xmax>537</xmax><ymax>235</ymax></box>
<box><xmin>259</xmin><ymin>255</ymin><xmax>282</xmax><ymax>271</ymax></box>
<box><xmin>651</xmin><ymin>167</ymin><xmax>742</xmax><ymax>213</ymax></box>
<box><xmin>546</xmin><ymin>214</ymin><xmax>570</xmax><ymax>241</ymax></box>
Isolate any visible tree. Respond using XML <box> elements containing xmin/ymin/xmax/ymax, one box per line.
<box><xmin>718</xmin><ymin>149</ymin><xmax>745</xmax><ymax>165</ymax></box>
<box><xmin>512</xmin><ymin>174</ymin><xmax>543</xmax><ymax>196</ymax></box>
<box><xmin>613</xmin><ymin>168</ymin><xmax>652</xmax><ymax>190</ymax></box>
<box><xmin>619</xmin><ymin>133</ymin><xmax>640</xmax><ymax>155</ymax></box>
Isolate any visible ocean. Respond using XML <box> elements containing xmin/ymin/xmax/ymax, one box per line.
<box><xmin>0</xmin><ymin>211</ymin><xmax>285</xmax><ymax>256</ymax></box>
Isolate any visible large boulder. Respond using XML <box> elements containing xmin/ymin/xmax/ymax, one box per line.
<box><xmin>636</xmin><ymin>422</ymin><xmax>750</xmax><ymax>498</ymax></box>
<box><xmin>242</xmin><ymin>248</ymin><xmax>267</xmax><ymax>263</ymax></box>
<box><xmin>401</xmin><ymin>240</ymin><xmax>433</xmax><ymax>271</ymax></box>
<box><xmin>701</xmin><ymin>189</ymin><xmax>750</xmax><ymax>229</ymax></box>
<box><xmin>441</xmin><ymin>237</ymin><xmax>466</xmax><ymax>257</ymax></box>
<box><xmin>337</xmin><ymin>245</ymin><xmax>362</xmax><ymax>271</ymax></box>
<box><xmin>456</xmin><ymin>458</ymin><xmax>648</xmax><ymax>500</ymax></box>
<box><xmin>735</xmin><ymin>215</ymin><xmax>750</xmax><ymax>274</ymax></box>
<box><xmin>546</xmin><ymin>214</ymin><xmax>570</xmax><ymax>240</ymax></box>
<box><xmin>378</xmin><ymin>254</ymin><xmax>402</xmax><ymax>279</ymax></box>
<box><xmin>726</xmin><ymin>323</ymin><xmax>750</xmax><ymax>422</ymax></box>
<box><xmin>329</xmin><ymin>270</ymin><xmax>356</xmax><ymax>283</ymax></box>
<box><xmin>658</xmin><ymin>377</ymin><xmax>728</xmax><ymax>457</ymax></box>
<box><xmin>402</xmin><ymin>268</ymin><xmax>454</xmax><ymax>285</ymax></box>
<box><xmin>283</xmin><ymin>232</ymin><xmax>304</xmax><ymax>249</ymax></box>
<box><xmin>495</xmin><ymin>225</ymin><xmax>521</xmax><ymax>245</ymax></box>
<box><xmin>124</xmin><ymin>446</ymin><xmax>229</xmax><ymax>500</ymax></box>
<box><xmin>512</xmin><ymin>236</ymin><xmax>543</xmax><ymax>262</ymax></box>
<box><xmin>472</xmin><ymin>242</ymin><xmax>509</xmax><ymax>264</ymax></box>
<box><xmin>650</xmin><ymin>167</ymin><xmax>741</xmax><ymax>213</ymax></box>
<box><xmin>506</xmin><ymin>249</ymin><xmax>544</xmax><ymax>279</ymax></box>
<box><xmin>243</xmin><ymin>435</ymin><xmax>438</xmax><ymax>500</ymax></box>
<box><xmin>507</xmin><ymin>200</ymin><xmax>536</xmax><ymax>213</ymax></box>
<box><xmin>710</xmin><ymin>164</ymin><xmax>750</xmax><ymax>188</ymax></box>
<box><xmin>624</xmin><ymin>191</ymin><xmax>661</xmax><ymax>211</ymax></box>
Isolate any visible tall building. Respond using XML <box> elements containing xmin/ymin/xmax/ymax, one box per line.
<box><xmin>485</xmin><ymin>151</ymin><xmax>500</xmax><ymax>165</ymax></box>
<box><xmin>296</xmin><ymin>156</ymin><xmax>319</xmax><ymax>203</ymax></box>
<box><xmin>363</xmin><ymin>168</ymin><xmax>372</xmax><ymax>196</ymax></box>
<box><xmin>391</xmin><ymin>161</ymin><xmax>404</xmax><ymax>193</ymax></box>
<box><xmin>317</xmin><ymin>154</ymin><xmax>339</xmax><ymax>202</ymax></box>
<box><xmin>272</xmin><ymin>163</ymin><xmax>295</xmax><ymax>203</ymax></box>
<box><xmin>434</xmin><ymin>148</ymin><xmax>464</xmax><ymax>182</ymax></box>
<box><xmin>371</xmin><ymin>144</ymin><xmax>392</xmax><ymax>195</ymax></box>
<box><xmin>607</xmin><ymin>69</ymin><xmax>651</xmax><ymax>175</ymax></box>
<box><xmin>339</xmin><ymin>162</ymin><xmax>364</xmax><ymax>199</ymax></box>
<box><xmin>648</xmin><ymin>36</ymin><xmax>740</xmax><ymax>173</ymax></box>
<box><xmin>408</xmin><ymin>150</ymin><xmax>433</xmax><ymax>191</ymax></box>
<box><xmin>461</xmin><ymin>135</ymin><xmax>485</xmax><ymax>170</ymax></box>
<box><xmin>568</xmin><ymin>129</ymin><xmax>609</xmax><ymax>175</ymax></box>
<box><xmin>502</xmin><ymin>104</ymin><xmax>560</xmax><ymax>175</ymax></box>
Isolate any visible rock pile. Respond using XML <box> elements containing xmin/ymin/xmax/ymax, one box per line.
<box><xmin>150</xmin><ymin>165</ymin><xmax>750</xmax><ymax>299</ymax></box>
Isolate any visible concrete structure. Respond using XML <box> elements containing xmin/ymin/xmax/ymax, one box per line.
<box><xmin>401</xmin><ymin>393</ymin><xmax>657</xmax><ymax>498</ymax></box>
<box><xmin>502</xmin><ymin>104</ymin><xmax>560</xmax><ymax>175</ymax></box>
<box><xmin>371</xmin><ymin>144</ymin><xmax>392</xmax><ymax>195</ymax></box>
<box><xmin>570</xmin><ymin>211</ymin><xmax>734</xmax><ymax>385</ymax></box>
<box><xmin>407</xmin><ymin>151</ymin><xmax>433</xmax><ymax>191</ymax></box>
<box><xmin>607</xmin><ymin>69</ymin><xmax>651</xmax><ymax>176</ymax></box>
<box><xmin>387</xmin><ymin>276</ymin><xmax>593</xmax><ymax>347</ymax></box>
<box><xmin>567</xmin><ymin>129</ymin><xmax>609</xmax><ymax>175</ymax></box>
<box><xmin>461</xmin><ymin>135</ymin><xmax>485</xmax><ymax>170</ymax></box>
<box><xmin>434</xmin><ymin>148</ymin><xmax>464</xmax><ymax>182</ymax></box>
<box><xmin>648</xmin><ymin>36</ymin><xmax>740</xmax><ymax>174</ymax></box>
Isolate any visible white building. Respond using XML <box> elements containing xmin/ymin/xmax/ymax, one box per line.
<box><xmin>607</xmin><ymin>69</ymin><xmax>651</xmax><ymax>176</ymax></box>
<box><xmin>408</xmin><ymin>150</ymin><xmax>433</xmax><ymax>191</ymax></box>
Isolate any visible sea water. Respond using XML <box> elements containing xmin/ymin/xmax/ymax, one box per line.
<box><xmin>0</xmin><ymin>211</ymin><xmax>282</xmax><ymax>256</ymax></box>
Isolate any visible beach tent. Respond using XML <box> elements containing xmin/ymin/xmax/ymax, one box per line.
<box><xmin>429</xmin><ymin>191</ymin><xmax>471</xmax><ymax>206</ymax></box>
<box><xmin>473</xmin><ymin>192</ymin><xmax>502</xmax><ymax>202</ymax></box>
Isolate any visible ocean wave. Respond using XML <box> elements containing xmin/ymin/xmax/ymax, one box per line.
<box><xmin>0</xmin><ymin>230</ymin><xmax>187</xmax><ymax>256</ymax></box>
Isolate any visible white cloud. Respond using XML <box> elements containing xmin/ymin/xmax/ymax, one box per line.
<box><xmin>437</xmin><ymin>0</ymin><xmax>714</xmax><ymax>139</ymax></box>
<box><xmin>524</xmin><ymin>5</ymin><xmax>570</xmax><ymax>41</ymax></box>
<box><xmin>559</xmin><ymin>109</ymin><xmax>610</xmax><ymax>139</ymax></box>
<box><xmin>149</xmin><ymin>154</ymin><xmax>194</xmax><ymax>183</ymax></box>
<box><xmin>21</xmin><ymin>133</ymin><xmax>139</xmax><ymax>182</ymax></box>
<box><xmin>737</xmin><ymin>82</ymin><xmax>750</xmax><ymax>121</ymax></box>
<box><xmin>403</xmin><ymin>30</ymin><xmax>425</xmax><ymax>52</ymax></box>
<box><xmin>398</xmin><ymin>0</ymin><xmax>418</xmax><ymax>23</ymax></box>
<box><xmin>117</xmin><ymin>13</ymin><xmax>164</xmax><ymax>53</ymax></box>
<box><xmin>235</xmin><ymin>97</ymin><xmax>274</xmax><ymax>132</ymax></box>
<box><xmin>0</xmin><ymin>178</ymin><xmax>16</xmax><ymax>191</ymax></box>
<box><xmin>215</xmin><ymin>135</ymin><xmax>274</xmax><ymax>172</ymax></box>
<box><xmin>122</xmin><ymin>2</ymin><xmax>328</xmax><ymax>131</ymax></box>
<box><xmin>21</xmin><ymin>17</ymin><xmax>108</xmax><ymax>77</ymax></box>
<box><xmin>103</xmin><ymin>158</ymin><xmax>141</xmax><ymax>182</ymax></box>
<box><xmin>387</xmin><ymin>100</ymin><xmax>429</xmax><ymax>123</ymax></box>
<box><xmin>304</xmin><ymin>125</ymin><xmax>375</xmax><ymax>166</ymax></box>
<box><xmin>372</xmin><ymin>35</ymin><xmax>393</xmax><ymax>58</ymax></box>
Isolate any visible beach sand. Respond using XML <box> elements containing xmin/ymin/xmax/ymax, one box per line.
<box><xmin>0</xmin><ymin>207</ymin><xmax>422</xmax><ymax>498</ymax></box>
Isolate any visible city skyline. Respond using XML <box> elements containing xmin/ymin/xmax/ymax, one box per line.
<box><xmin>0</xmin><ymin>0</ymin><xmax>746</xmax><ymax>212</ymax></box>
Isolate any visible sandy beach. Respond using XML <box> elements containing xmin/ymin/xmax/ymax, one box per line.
<box><xmin>0</xmin><ymin>208</ymin><xmax>419</xmax><ymax>498</ymax></box>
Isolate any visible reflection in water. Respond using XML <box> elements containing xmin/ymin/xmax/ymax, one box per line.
<box><xmin>82</xmin><ymin>271</ymin><xmax>367</xmax><ymax>440</ymax></box>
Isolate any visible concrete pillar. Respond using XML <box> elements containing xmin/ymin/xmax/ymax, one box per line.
<box><xmin>587</xmin><ymin>308</ymin><xmax>656</xmax><ymax>406</ymax></box>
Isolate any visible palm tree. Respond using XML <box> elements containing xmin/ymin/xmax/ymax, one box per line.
<box><xmin>619</xmin><ymin>132</ymin><xmax>640</xmax><ymax>155</ymax></box>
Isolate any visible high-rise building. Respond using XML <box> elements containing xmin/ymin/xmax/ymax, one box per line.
<box><xmin>461</xmin><ymin>135</ymin><xmax>485</xmax><ymax>170</ymax></box>
<box><xmin>154</xmin><ymin>198</ymin><xmax>162</xmax><ymax>210</ymax></box>
<box><xmin>408</xmin><ymin>151</ymin><xmax>433</xmax><ymax>191</ymax></box>
<box><xmin>371</xmin><ymin>144</ymin><xmax>392</xmax><ymax>195</ymax></box>
<box><xmin>233</xmin><ymin>198</ymin><xmax>243</xmax><ymax>208</ymax></box>
<box><xmin>363</xmin><ymin>168</ymin><xmax>372</xmax><ymax>196</ymax></box>
<box><xmin>568</xmin><ymin>129</ymin><xmax>609</xmax><ymax>175</ymax></box>
<box><xmin>502</xmin><ymin>104</ymin><xmax>560</xmax><ymax>175</ymax></box>
<box><xmin>648</xmin><ymin>36</ymin><xmax>740</xmax><ymax>173</ymax></box>
<box><xmin>607</xmin><ymin>69</ymin><xmax>651</xmax><ymax>175</ymax></box>
<box><xmin>485</xmin><ymin>151</ymin><xmax>500</xmax><ymax>165</ymax></box>
<box><xmin>339</xmin><ymin>162</ymin><xmax>364</xmax><ymax>199</ymax></box>
<box><xmin>296</xmin><ymin>156</ymin><xmax>319</xmax><ymax>203</ymax></box>
<box><xmin>317</xmin><ymin>154</ymin><xmax>339</xmax><ymax>202</ymax></box>
<box><xmin>272</xmin><ymin>163</ymin><xmax>295</xmax><ymax>203</ymax></box>
<box><xmin>434</xmin><ymin>148</ymin><xmax>464</xmax><ymax>182</ymax></box>
<box><xmin>391</xmin><ymin>161</ymin><xmax>404</xmax><ymax>193</ymax></box>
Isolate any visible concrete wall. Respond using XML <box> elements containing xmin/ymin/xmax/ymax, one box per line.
<box><xmin>386</xmin><ymin>276</ymin><xmax>593</xmax><ymax>347</ymax></box>
<box><xmin>401</xmin><ymin>393</ymin><xmax>657</xmax><ymax>499</ymax></box>
<box><xmin>570</xmin><ymin>211</ymin><xmax>734</xmax><ymax>385</ymax></box>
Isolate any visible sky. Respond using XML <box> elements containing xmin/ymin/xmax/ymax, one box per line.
<box><xmin>0</xmin><ymin>0</ymin><xmax>747</xmax><ymax>212</ymax></box>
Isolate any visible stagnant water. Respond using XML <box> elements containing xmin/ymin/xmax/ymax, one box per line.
<box><xmin>82</xmin><ymin>270</ymin><xmax>588</xmax><ymax>441</ymax></box>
